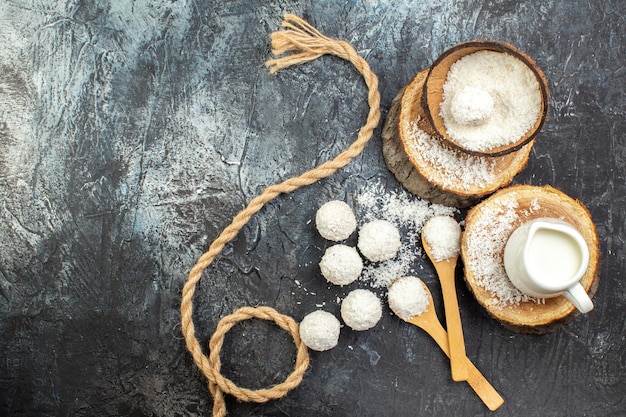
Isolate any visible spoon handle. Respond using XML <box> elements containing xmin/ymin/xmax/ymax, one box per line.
<box><xmin>465</xmin><ymin>359</ymin><xmax>505</xmax><ymax>411</ymax></box>
<box><xmin>437</xmin><ymin>259</ymin><xmax>469</xmax><ymax>382</ymax></box>
<box><xmin>419</xmin><ymin>319</ymin><xmax>504</xmax><ymax>411</ymax></box>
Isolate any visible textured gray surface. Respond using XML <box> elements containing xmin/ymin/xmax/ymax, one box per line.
<box><xmin>0</xmin><ymin>1</ymin><xmax>624</xmax><ymax>416</ymax></box>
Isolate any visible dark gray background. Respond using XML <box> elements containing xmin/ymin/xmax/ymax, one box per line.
<box><xmin>0</xmin><ymin>1</ymin><xmax>624</xmax><ymax>416</ymax></box>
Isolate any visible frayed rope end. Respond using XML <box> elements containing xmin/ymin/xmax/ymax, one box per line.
<box><xmin>265</xmin><ymin>14</ymin><xmax>337</xmax><ymax>74</ymax></box>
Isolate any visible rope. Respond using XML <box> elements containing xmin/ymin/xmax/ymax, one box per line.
<box><xmin>180</xmin><ymin>14</ymin><xmax>381</xmax><ymax>417</ymax></box>
<box><xmin>207</xmin><ymin>307</ymin><xmax>310</xmax><ymax>416</ymax></box>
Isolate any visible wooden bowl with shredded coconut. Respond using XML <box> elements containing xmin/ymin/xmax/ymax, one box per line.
<box><xmin>382</xmin><ymin>69</ymin><xmax>533</xmax><ymax>208</ymax></box>
<box><xmin>422</xmin><ymin>41</ymin><xmax>549</xmax><ymax>157</ymax></box>
<box><xmin>461</xmin><ymin>185</ymin><xmax>599</xmax><ymax>334</ymax></box>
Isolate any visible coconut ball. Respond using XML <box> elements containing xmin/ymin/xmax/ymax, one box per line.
<box><xmin>388</xmin><ymin>276</ymin><xmax>429</xmax><ymax>320</ymax></box>
<box><xmin>320</xmin><ymin>245</ymin><xmax>363</xmax><ymax>286</ymax></box>
<box><xmin>423</xmin><ymin>215</ymin><xmax>461</xmax><ymax>261</ymax></box>
<box><xmin>450</xmin><ymin>85</ymin><xmax>494</xmax><ymax>127</ymax></box>
<box><xmin>315</xmin><ymin>200</ymin><xmax>357</xmax><ymax>242</ymax></box>
<box><xmin>357</xmin><ymin>219</ymin><xmax>401</xmax><ymax>262</ymax></box>
<box><xmin>340</xmin><ymin>289</ymin><xmax>382</xmax><ymax>331</ymax></box>
<box><xmin>299</xmin><ymin>310</ymin><xmax>341</xmax><ymax>352</ymax></box>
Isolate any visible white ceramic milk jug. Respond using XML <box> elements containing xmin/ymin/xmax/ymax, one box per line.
<box><xmin>503</xmin><ymin>218</ymin><xmax>593</xmax><ymax>314</ymax></box>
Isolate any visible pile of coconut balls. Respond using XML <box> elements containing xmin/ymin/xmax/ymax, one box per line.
<box><xmin>299</xmin><ymin>200</ymin><xmax>410</xmax><ymax>352</ymax></box>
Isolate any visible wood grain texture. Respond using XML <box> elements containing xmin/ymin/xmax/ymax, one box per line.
<box><xmin>462</xmin><ymin>184</ymin><xmax>600</xmax><ymax>333</ymax></box>
<box><xmin>382</xmin><ymin>69</ymin><xmax>533</xmax><ymax>207</ymax></box>
<box><xmin>0</xmin><ymin>1</ymin><xmax>624</xmax><ymax>416</ymax></box>
<box><xmin>397</xmin><ymin>280</ymin><xmax>504</xmax><ymax>411</ymax></box>
<box><xmin>421</xmin><ymin>236</ymin><xmax>468</xmax><ymax>382</ymax></box>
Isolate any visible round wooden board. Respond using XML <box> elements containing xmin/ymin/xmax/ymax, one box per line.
<box><xmin>461</xmin><ymin>184</ymin><xmax>600</xmax><ymax>333</ymax></box>
<box><xmin>382</xmin><ymin>69</ymin><xmax>533</xmax><ymax>208</ymax></box>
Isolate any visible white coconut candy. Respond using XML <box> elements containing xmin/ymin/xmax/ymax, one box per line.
<box><xmin>319</xmin><ymin>244</ymin><xmax>363</xmax><ymax>286</ymax></box>
<box><xmin>388</xmin><ymin>276</ymin><xmax>429</xmax><ymax>320</ymax></box>
<box><xmin>423</xmin><ymin>215</ymin><xmax>461</xmax><ymax>261</ymax></box>
<box><xmin>340</xmin><ymin>289</ymin><xmax>382</xmax><ymax>331</ymax></box>
<box><xmin>315</xmin><ymin>200</ymin><xmax>357</xmax><ymax>241</ymax></box>
<box><xmin>357</xmin><ymin>219</ymin><xmax>401</xmax><ymax>262</ymax></box>
<box><xmin>299</xmin><ymin>310</ymin><xmax>341</xmax><ymax>352</ymax></box>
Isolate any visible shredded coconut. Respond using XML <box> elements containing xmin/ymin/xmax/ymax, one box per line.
<box><xmin>356</xmin><ymin>182</ymin><xmax>457</xmax><ymax>288</ymax></box>
<box><xmin>450</xmin><ymin>86</ymin><xmax>494</xmax><ymax>126</ymax></box>
<box><xmin>464</xmin><ymin>194</ymin><xmax>542</xmax><ymax>307</ymax></box>
<box><xmin>388</xmin><ymin>276</ymin><xmax>429</xmax><ymax>320</ymax></box>
<box><xmin>440</xmin><ymin>50</ymin><xmax>542</xmax><ymax>152</ymax></box>
<box><xmin>319</xmin><ymin>244</ymin><xmax>363</xmax><ymax>286</ymax></box>
<box><xmin>406</xmin><ymin>121</ymin><xmax>496</xmax><ymax>191</ymax></box>
<box><xmin>315</xmin><ymin>200</ymin><xmax>357</xmax><ymax>241</ymax></box>
<box><xmin>340</xmin><ymin>289</ymin><xmax>382</xmax><ymax>331</ymax></box>
<box><xmin>299</xmin><ymin>310</ymin><xmax>341</xmax><ymax>351</ymax></box>
<box><xmin>423</xmin><ymin>215</ymin><xmax>461</xmax><ymax>261</ymax></box>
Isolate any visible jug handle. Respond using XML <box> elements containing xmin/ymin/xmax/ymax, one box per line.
<box><xmin>563</xmin><ymin>283</ymin><xmax>594</xmax><ymax>314</ymax></box>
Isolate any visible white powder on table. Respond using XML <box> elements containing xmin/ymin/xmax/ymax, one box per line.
<box><xmin>340</xmin><ymin>289</ymin><xmax>382</xmax><ymax>331</ymax></box>
<box><xmin>440</xmin><ymin>50</ymin><xmax>542</xmax><ymax>152</ymax></box>
<box><xmin>423</xmin><ymin>215</ymin><xmax>461</xmax><ymax>261</ymax></box>
<box><xmin>388</xmin><ymin>276</ymin><xmax>429</xmax><ymax>320</ymax></box>
<box><xmin>299</xmin><ymin>310</ymin><xmax>341</xmax><ymax>351</ymax></box>
<box><xmin>356</xmin><ymin>182</ymin><xmax>457</xmax><ymax>288</ymax></box>
<box><xmin>357</xmin><ymin>219</ymin><xmax>401</xmax><ymax>262</ymax></box>
<box><xmin>315</xmin><ymin>200</ymin><xmax>357</xmax><ymax>241</ymax></box>
<box><xmin>406</xmin><ymin>121</ymin><xmax>496</xmax><ymax>191</ymax></box>
<box><xmin>464</xmin><ymin>194</ymin><xmax>541</xmax><ymax>307</ymax></box>
<box><xmin>319</xmin><ymin>244</ymin><xmax>363</xmax><ymax>286</ymax></box>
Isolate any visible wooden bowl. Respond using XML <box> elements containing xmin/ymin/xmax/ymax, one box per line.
<box><xmin>422</xmin><ymin>41</ymin><xmax>550</xmax><ymax>157</ymax></box>
<box><xmin>461</xmin><ymin>185</ymin><xmax>599</xmax><ymax>333</ymax></box>
<box><xmin>382</xmin><ymin>69</ymin><xmax>533</xmax><ymax>208</ymax></box>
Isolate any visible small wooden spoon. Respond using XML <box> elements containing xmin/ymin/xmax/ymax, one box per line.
<box><xmin>422</xmin><ymin>232</ymin><xmax>469</xmax><ymax>382</ymax></box>
<box><xmin>389</xmin><ymin>279</ymin><xmax>504</xmax><ymax>411</ymax></box>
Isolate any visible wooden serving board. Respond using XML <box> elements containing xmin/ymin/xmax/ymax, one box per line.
<box><xmin>382</xmin><ymin>70</ymin><xmax>533</xmax><ymax>208</ymax></box>
<box><xmin>461</xmin><ymin>184</ymin><xmax>599</xmax><ymax>333</ymax></box>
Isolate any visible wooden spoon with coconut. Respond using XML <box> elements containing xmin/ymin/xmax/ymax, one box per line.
<box><xmin>388</xmin><ymin>276</ymin><xmax>504</xmax><ymax>411</ymax></box>
<box><xmin>421</xmin><ymin>215</ymin><xmax>468</xmax><ymax>382</ymax></box>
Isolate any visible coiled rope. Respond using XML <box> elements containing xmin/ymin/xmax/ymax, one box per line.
<box><xmin>180</xmin><ymin>14</ymin><xmax>381</xmax><ymax>417</ymax></box>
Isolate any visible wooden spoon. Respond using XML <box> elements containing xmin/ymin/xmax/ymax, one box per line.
<box><xmin>389</xmin><ymin>279</ymin><xmax>504</xmax><ymax>411</ymax></box>
<box><xmin>422</xmin><ymin>231</ymin><xmax>469</xmax><ymax>382</ymax></box>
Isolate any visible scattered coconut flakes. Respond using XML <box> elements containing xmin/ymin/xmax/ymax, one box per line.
<box><xmin>530</xmin><ymin>198</ymin><xmax>540</xmax><ymax>212</ymax></box>
<box><xmin>356</xmin><ymin>182</ymin><xmax>457</xmax><ymax>288</ymax></box>
<box><xmin>464</xmin><ymin>193</ymin><xmax>542</xmax><ymax>307</ymax></box>
<box><xmin>406</xmin><ymin>121</ymin><xmax>496</xmax><ymax>191</ymax></box>
<box><xmin>361</xmin><ymin>257</ymin><xmax>410</xmax><ymax>290</ymax></box>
